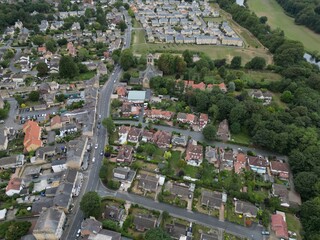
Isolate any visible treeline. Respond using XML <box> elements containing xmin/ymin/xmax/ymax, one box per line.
<box><xmin>276</xmin><ymin>0</ymin><xmax>320</xmax><ymax>33</ymax></box>
<box><xmin>0</xmin><ymin>1</ymin><xmax>53</xmax><ymax>33</ymax></box>
<box><xmin>216</xmin><ymin>0</ymin><xmax>320</xmax><ymax>238</ymax></box>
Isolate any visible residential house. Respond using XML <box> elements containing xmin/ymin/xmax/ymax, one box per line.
<box><xmin>133</xmin><ymin>214</ymin><xmax>157</xmax><ymax>231</ymax></box>
<box><xmin>171</xmin><ymin>135</ymin><xmax>187</xmax><ymax>147</ymax></box>
<box><xmin>31</xmin><ymin>198</ymin><xmax>54</xmax><ymax>215</ymax></box>
<box><xmin>50</xmin><ymin>115</ymin><xmax>63</xmax><ymax>130</ymax></box>
<box><xmin>272</xmin><ymin>184</ymin><xmax>290</xmax><ymax>207</ymax></box>
<box><xmin>39</xmin><ymin>20</ymin><xmax>49</xmax><ymax>32</ymax></box>
<box><xmin>118</xmin><ymin>125</ymin><xmax>130</xmax><ymax>144</ymax></box>
<box><xmin>199</xmin><ymin>113</ymin><xmax>209</xmax><ymax>130</ymax></box>
<box><xmin>165</xmin><ymin>222</ymin><xmax>188</xmax><ymax>239</ymax></box>
<box><xmin>170</xmin><ymin>182</ymin><xmax>193</xmax><ymax>198</ymax></box>
<box><xmin>103</xmin><ymin>205</ymin><xmax>124</xmax><ymax>222</ymax></box>
<box><xmin>81</xmin><ymin>217</ymin><xmax>102</xmax><ymax>237</ymax></box>
<box><xmin>234</xmin><ymin>200</ymin><xmax>258</xmax><ymax>218</ymax></box>
<box><xmin>33</xmin><ymin>207</ymin><xmax>66</xmax><ymax>240</ymax></box>
<box><xmin>51</xmin><ymin>159</ymin><xmax>67</xmax><ymax>173</ymax></box>
<box><xmin>201</xmin><ymin>190</ymin><xmax>226</xmax><ymax>209</ymax></box>
<box><xmin>270</xmin><ymin>161</ymin><xmax>289</xmax><ymax>180</ymax></box>
<box><xmin>88</xmin><ymin>229</ymin><xmax>121</xmax><ymax>240</ymax></box>
<box><xmin>207</xmin><ymin>83</ymin><xmax>227</xmax><ymax>93</ymax></box>
<box><xmin>23</xmin><ymin>120</ymin><xmax>42</xmax><ymax>152</ymax></box>
<box><xmin>184</xmin><ymin>80</ymin><xmax>206</xmax><ymax>91</ymax></box>
<box><xmin>271</xmin><ymin>214</ymin><xmax>288</xmax><ymax>240</ymax></box>
<box><xmin>116</xmin><ymin>145</ymin><xmax>134</xmax><ymax>163</ymax></box>
<box><xmin>97</xmin><ymin>62</ymin><xmax>108</xmax><ymax>75</ymax></box>
<box><xmin>53</xmin><ymin>182</ymin><xmax>73</xmax><ymax>212</ymax></box>
<box><xmin>145</xmin><ymin>109</ymin><xmax>174</xmax><ymax>120</ymax></box>
<box><xmin>200</xmin><ymin>233</ymin><xmax>220</xmax><ymax>240</ymax></box>
<box><xmin>176</xmin><ymin>113</ymin><xmax>197</xmax><ymax>125</ymax></box>
<box><xmin>0</xmin><ymin>154</ymin><xmax>24</xmax><ymax>169</ymax></box>
<box><xmin>66</xmin><ymin>138</ymin><xmax>88</xmax><ymax>170</ymax></box>
<box><xmin>152</xmin><ymin>130</ymin><xmax>171</xmax><ymax>148</ymax></box>
<box><xmin>0</xmin><ymin>128</ymin><xmax>9</xmax><ymax>150</ymax></box>
<box><xmin>6</xmin><ymin>177</ymin><xmax>24</xmax><ymax>196</ymax></box>
<box><xmin>12</xmin><ymin>73</ymin><xmax>25</xmax><ymax>84</ymax></box>
<box><xmin>116</xmin><ymin>86</ymin><xmax>127</xmax><ymax>98</ymax></box>
<box><xmin>67</xmin><ymin>42</ymin><xmax>76</xmax><ymax>57</ymax></box>
<box><xmin>234</xmin><ymin>152</ymin><xmax>247</xmax><ymax>174</ymax></box>
<box><xmin>138</xmin><ymin>173</ymin><xmax>159</xmax><ymax>192</ymax></box>
<box><xmin>247</xmin><ymin>156</ymin><xmax>268</xmax><ymax>174</ymax></box>
<box><xmin>205</xmin><ymin>146</ymin><xmax>218</xmax><ymax>166</ymax></box>
<box><xmin>127</xmin><ymin>127</ymin><xmax>142</xmax><ymax>143</ymax></box>
<box><xmin>38</xmin><ymin>46</ymin><xmax>47</xmax><ymax>55</ymax></box>
<box><xmin>221</xmin><ymin>149</ymin><xmax>234</xmax><ymax>171</ymax></box>
<box><xmin>185</xmin><ymin>140</ymin><xmax>203</xmax><ymax>166</ymax></box>
<box><xmin>141</xmin><ymin>129</ymin><xmax>154</xmax><ymax>142</ymax></box>
<box><xmin>216</xmin><ymin>119</ymin><xmax>230</xmax><ymax>142</ymax></box>
<box><xmin>113</xmin><ymin>167</ymin><xmax>130</xmax><ymax>180</ymax></box>
<box><xmin>35</xmin><ymin>145</ymin><xmax>56</xmax><ymax>162</ymax></box>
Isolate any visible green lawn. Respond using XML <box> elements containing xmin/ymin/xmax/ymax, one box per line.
<box><xmin>132</xmin><ymin>29</ymin><xmax>146</xmax><ymax>45</ymax></box>
<box><xmin>241</xmin><ymin>70</ymin><xmax>282</xmax><ymax>83</ymax></box>
<box><xmin>286</xmin><ymin>213</ymin><xmax>302</xmax><ymax>240</ymax></box>
<box><xmin>132</xmin><ymin>43</ymin><xmax>272</xmax><ymax>64</ymax></box>
<box><xmin>230</xmin><ymin>131</ymin><xmax>250</xmax><ymax>146</ymax></box>
<box><xmin>132</xmin><ymin>19</ymin><xmax>142</xmax><ymax>28</ymax></box>
<box><xmin>78</xmin><ymin>71</ymin><xmax>95</xmax><ymax>80</ymax></box>
<box><xmin>247</xmin><ymin>0</ymin><xmax>320</xmax><ymax>52</ymax></box>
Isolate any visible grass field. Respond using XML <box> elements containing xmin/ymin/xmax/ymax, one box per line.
<box><xmin>241</xmin><ymin>70</ymin><xmax>282</xmax><ymax>82</ymax></box>
<box><xmin>247</xmin><ymin>0</ymin><xmax>320</xmax><ymax>52</ymax></box>
<box><xmin>286</xmin><ymin>213</ymin><xmax>302</xmax><ymax>240</ymax></box>
<box><xmin>132</xmin><ymin>43</ymin><xmax>272</xmax><ymax>64</ymax></box>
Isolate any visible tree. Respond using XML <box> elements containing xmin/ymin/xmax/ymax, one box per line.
<box><xmin>122</xmin><ymin>72</ymin><xmax>131</xmax><ymax>82</ymax></box>
<box><xmin>245</xmin><ymin>57</ymin><xmax>266</xmax><ymax>70</ymax></box>
<box><xmin>228</xmin><ymin>82</ymin><xmax>235</xmax><ymax>92</ymax></box>
<box><xmin>57</xmin><ymin>38</ymin><xmax>68</xmax><ymax>46</ymax></box>
<box><xmin>32</xmin><ymin>35</ymin><xmax>45</xmax><ymax>45</ymax></box>
<box><xmin>119</xmin><ymin>49</ymin><xmax>135</xmax><ymax>71</ymax></box>
<box><xmin>202</xmin><ymin>124</ymin><xmax>216</xmax><ymax>141</ymax></box>
<box><xmin>164</xmin><ymin>151</ymin><xmax>172</xmax><ymax>160</ymax></box>
<box><xmin>144</xmin><ymin>143</ymin><xmax>157</xmax><ymax>156</ymax></box>
<box><xmin>183</xmin><ymin>50</ymin><xmax>193</xmax><ymax>67</ymax></box>
<box><xmin>280</xmin><ymin>90</ymin><xmax>293</xmax><ymax>103</ymax></box>
<box><xmin>80</xmin><ymin>191</ymin><xmax>101</xmax><ymax>218</ymax></box>
<box><xmin>45</xmin><ymin>39</ymin><xmax>57</xmax><ymax>53</ymax></box>
<box><xmin>59</xmin><ymin>56</ymin><xmax>79</xmax><ymax>78</ymax></box>
<box><xmin>28</xmin><ymin>91</ymin><xmax>40</xmax><ymax>102</ymax></box>
<box><xmin>300</xmin><ymin>197</ymin><xmax>320</xmax><ymax>239</ymax></box>
<box><xmin>145</xmin><ymin>228</ymin><xmax>172</xmax><ymax>240</ymax></box>
<box><xmin>5</xmin><ymin>221</ymin><xmax>31</xmax><ymax>240</ymax></box>
<box><xmin>259</xmin><ymin>16</ymin><xmax>268</xmax><ymax>24</ymax></box>
<box><xmin>78</xmin><ymin>48</ymin><xmax>89</xmax><ymax>61</ymax></box>
<box><xmin>102</xmin><ymin>117</ymin><xmax>115</xmax><ymax>135</ymax></box>
<box><xmin>230</xmin><ymin>56</ymin><xmax>242</xmax><ymax>69</ymax></box>
<box><xmin>56</xmin><ymin>94</ymin><xmax>66</xmax><ymax>102</ymax></box>
<box><xmin>117</xmin><ymin>20</ymin><xmax>127</xmax><ymax>32</ymax></box>
<box><xmin>294</xmin><ymin>172</ymin><xmax>319</xmax><ymax>200</ymax></box>
<box><xmin>36</xmin><ymin>62</ymin><xmax>49</xmax><ymax>77</ymax></box>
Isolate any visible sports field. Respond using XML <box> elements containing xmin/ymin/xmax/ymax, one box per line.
<box><xmin>247</xmin><ymin>0</ymin><xmax>320</xmax><ymax>52</ymax></box>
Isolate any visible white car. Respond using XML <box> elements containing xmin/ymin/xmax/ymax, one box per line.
<box><xmin>95</xmin><ymin>144</ymin><xmax>98</xmax><ymax>149</ymax></box>
<box><xmin>92</xmin><ymin>157</ymin><xmax>95</xmax><ymax>163</ymax></box>
<box><xmin>76</xmin><ymin>229</ymin><xmax>81</xmax><ymax>237</ymax></box>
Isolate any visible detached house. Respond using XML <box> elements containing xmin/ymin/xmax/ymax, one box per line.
<box><xmin>271</xmin><ymin>214</ymin><xmax>288</xmax><ymax>240</ymax></box>
<box><xmin>201</xmin><ymin>190</ymin><xmax>226</xmax><ymax>210</ymax></box>
<box><xmin>116</xmin><ymin>145</ymin><xmax>133</xmax><ymax>163</ymax></box>
<box><xmin>133</xmin><ymin>214</ymin><xmax>157</xmax><ymax>232</ymax></box>
<box><xmin>270</xmin><ymin>161</ymin><xmax>289</xmax><ymax>180</ymax></box>
<box><xmin>185</xmin><ymin>141</ymin><xmax>203</xmax><ymax>166</ymax></box>
<box><xmin>23</xmin><ymin>120</ymin><xmax>42</xmax><ymax>152</ymax></box>
<box><xmin>247</xmin><ymin>156</ymin><xmax>268</xmax><ymax>174</ymax></box>
<box><xmin>234</xmin><ymin>200</ymin><xmax>258</xmax><ymax>218</ymax></box>
<box><xmin>6</xmin><ymin>177</ymin><xmax>24</xmax><ymax>196</ymax></box>
<box><xmin>199</xmin><ymin>113</ymin><xmax>209</xmax><ymax>130</ymax></box>
<box><xmin>177</xmin><ymin>113</ymin><xmax>197</xmax><ymax>124</ymax></box>
<box><xmin>127</xmin><ymin>127</ymin><xmax>142</xmax><ymax>143</ymax></box>
<box><xmin>50</xmin><ymin>115</ymin><xmax>63</xmax><ymax>130</ymax></box>
<box><xmin>216</xmin><ymin>119</ymin><xmax>230</xmax><ymax>142</ymax></box>
<box><xmin>152</xmin><ymin>130</ymin><xmax>171</xmax><ymax>148</ymax></box>
<box><xmin>138</xmin><ymin>173</ymin><xmax>159</xmax><ymax>192</ymax></box>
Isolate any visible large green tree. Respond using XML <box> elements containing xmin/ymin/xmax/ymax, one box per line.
<box><xmin>59</xmin><ymin>56</ymin><xmax>79</xmax><ymax>78</ymax></box>
<box><xmin>102</xmin><ymin>117</ymin><xmax>115</xmax><ymax>135</ymax></box>
<box><xmin>80</xmin><ymin>191</ymin><xmax>101</xmax><ymax>218</ymax></box>
<box><xmin>202</xmin><ymin>124</ymin><xmax>216</xmax><ymax>141</ymax></box>
<box><xmin>28</xmin><ymin>91</ymin><xmax>40</xmax><ymax>102</ymax></box>
<box><xmin>36</xmin><ymin>62</ymin><xmax>49</xmax><ymax>77</ymax></box>
<box><xmin>119</xmin><ymin>49</ymin><xmax>135</xmax><ymax>71</ymax></box>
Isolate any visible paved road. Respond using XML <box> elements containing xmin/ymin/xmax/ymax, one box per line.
<box><xmin>114</xmin><ymin>120</ymin><xmax>287</xmax><ymax>159</ymax></box>
<box><xmin>3</xmin><ymin>98</ymin><xmax>21</xmax><ymax>129</ymax></box>
<box><xmin>97</xmin><ymin>183</ymin><xmax>263</xmax><ymax>240</ymax></box>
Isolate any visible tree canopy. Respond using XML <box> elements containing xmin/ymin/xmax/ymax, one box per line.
<box><xmin>80</xmin><ymin>191</ymin><xmax>101</xmax><ymax>218</ymax></box>
<box><xmin>145</xmin><ymin>228</ymin><xmax>172</xmax><ymax>240</ymax></box>
<box><xmin>59</xmin><ymin>56</ymin><xmax>79</xmax><ymax>78</ymax></box>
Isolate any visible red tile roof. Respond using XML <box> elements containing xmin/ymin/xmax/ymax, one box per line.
<box><xmin>270</xmin><ymin>161</ymin><xmax>289</xmax><ymax>173</ymax></box>
<box><xmin>51</xmin><ymin>115</ymin><xmax>61</xmax><ymax>127</ymax></box>
<box><xmin>116</xmin><ymin>86</ymin><xmax>127</xmax><ymax>97</ymax></box>
<box><xmin>271</xmin><ymin>214</ymin><xmax>288</xmax><ymax>239</ymax></box>
<box><xmin>23</xmin><ymin>120</ymin><xmax>42</xmax><ymax>152</ymax></box>
<box><xmin>6</xmin><ymin>177</ymin><xmax>22</xmax><ymax>192</ymax></box>
<box><xmin>236</xmin><ymin>153</ymin><xmax>247</xmax><ymax>164</ymax></box>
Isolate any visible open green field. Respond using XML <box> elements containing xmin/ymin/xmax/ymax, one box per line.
<box><xmin>132</xmin><ymin>43</ymin><xmax>272</xmax><ymax>64</ymax></box>
<box><xmin>247</xmin><ymin>0</ymin><xmax>320</xmax><ymax>52</ymax></box>
<box><xmin>286</xmin><ymin>213</ymin><xmax>302</xmax><ymax>240</ymax></box>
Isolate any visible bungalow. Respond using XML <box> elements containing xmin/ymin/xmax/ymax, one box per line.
<box><xmin>127</xmin><ymin>127</ymin><xmax>142</xmax><ymax>143</ymax></box>
<box><xmin>116</xmin><ymin>145</ymin><xmax>133</xmax><ymax>163</ymax></box>
<box><xmin>6</xmin><ymin>177</ymin><xmax>24</xmax><ymax>196</ymax></box>
<box><xmin>201</xmin><ymin>190</ymin><xmax>226</xmax><ymax>209</ymax></box>
<box><xmin>234</xmin><ymin>200</ymin><xmax>258</xmax><ymax>218</ymax></box>
<box><xmin>247</xmin><ymin>156</ymin><xmax>268</xmax><ymax>174</ymax></box>
<box><xmin>138</xmin><ymin>173</ymin><xmax>159</xmax><ymax>192</ymax></box>
<box><xmin>216</xmin><ymin>119</ymin><xmax>230</xmax><ymax>142</ymax></box>
<box><xmin>170</xmin><ymin>182</ymin><xmax>193</xmax><ymax>198</ymax></box>
<box><xmin>165</xmin><ymin>222</ymin><xmax>188</xmax><ymax>240</ymax></box>
<box><xmin>133</xmin><ymin>214</ymin><xmax>157</xmax><ymax>232</ymax></box>
<box><xmin>145</xmin><ymin>109</ymin><xmax>174</xmax><ymax>120</ymax></box>
<box><xmin>270</xmin><ymin>161</ymin><xmax>289</xmax><ymax>180</ymax></box>
<box><xmin>185</xmin><ymin>141</ymin><xmax>203</xmax><ymax>166</ymax></box>
<box><xmin>113</xmin><ymin>167</ymin><xmax>130</xmax><ymax>180</ymax></box>
<box><xmin>152</xmin><ymin>130</ymin><xmax>171</xmax><ymax>148</ymax></box>
<box><xmin>271</xmin><ymin>214</ymin><xmax>288</xmax><ymax>239</ymax></box>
